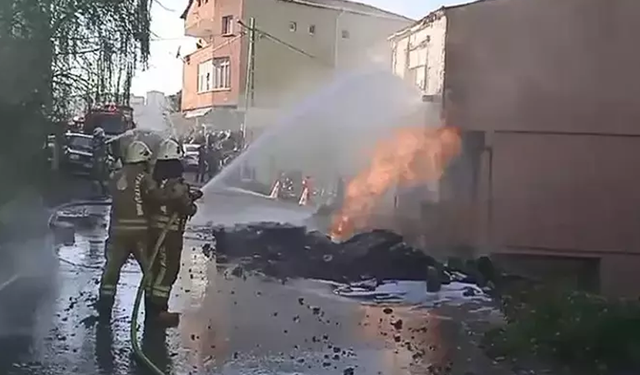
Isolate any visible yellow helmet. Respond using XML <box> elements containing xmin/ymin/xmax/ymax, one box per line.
<box><xmin>125</xmin><ymin>140</ymin><xmax>152</xmax><ymax>164</ymax></box>
<box><xmin>157</xmin><ymin>138</ymin><xmax>183</xmax><ymax>161</ymax></box>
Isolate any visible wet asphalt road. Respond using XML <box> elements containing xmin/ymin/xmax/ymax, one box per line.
<box><xmin>0</xmin><ymin>193</ymin><xmax>542</xmax><ymax>375</ymax></box>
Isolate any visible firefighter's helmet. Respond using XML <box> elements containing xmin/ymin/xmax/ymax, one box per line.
<box><xmin>125</xmin><ymin>140</ymin><xmax>152</xmax><ymax>164</ymax></box>
<box><xmin>93</xmin><ymin>127</ymin><xmax>105</xmax><ymax>138</ymax></box>
<box><xmin>157</xmin><ymin>138</ymin><xmax>183</xmax><ymax>161</ymax></box>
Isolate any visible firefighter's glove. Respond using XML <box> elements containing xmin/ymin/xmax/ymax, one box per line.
<box><xmin>104</xmin><ymin>237</ymin><xmax>111</xmax><ymax>260</ymax></box>
<box><xmin>187</xmin><ymin>202</ymin><xmax>198</xmax><ymax>217</ymax></box>
<box><xmin>188</xmin><ymin>188</ymin><xmax>204</xmax><ymax>202</ymax></box>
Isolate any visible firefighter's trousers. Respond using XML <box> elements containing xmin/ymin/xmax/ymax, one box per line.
<box><xmin>99</xmin><ymin>229</ymin><xmax>149</xmax><ymax>301</ymax></box>
<box><xmin>147</xmin><ymin>228</ymin><xmax>184</xmax><ymax>312</ymax></box>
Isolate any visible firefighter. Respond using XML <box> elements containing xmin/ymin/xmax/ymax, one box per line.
<box><xmin>92</xmin><ymin>127</ymin><xmax>109</xmax><ymax>196</ymax></box>
<box><xmin>147</xmin><ymin>138</ymin><xmax>201</xmax><ymax>327</ymax></box>
<box><xmin>97</xmin><ymin>140</ymin><xmax>155</xmax><ymax>318</ymax></box>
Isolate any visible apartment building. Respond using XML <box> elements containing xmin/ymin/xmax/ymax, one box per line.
<box><xmin>389</xmin><ymin>0</ymin><xmax>640</xmax><ymax>297</ymax></box>
<box><xmin>179</xmin><ymin>0</ymin><xmax>411</xmax><ymax>133</ymax></box>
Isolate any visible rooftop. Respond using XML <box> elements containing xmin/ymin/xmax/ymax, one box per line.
<box><xmin>181</xmin><ymin>0</ymin><xmax>412</xmax><ymax>21</ymax></box>
<box><xmin>387</xmin><ymin>0</ymin><xmax>483</xmax><ymax>40</ymax></box>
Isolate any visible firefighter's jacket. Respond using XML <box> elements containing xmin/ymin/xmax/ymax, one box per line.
<box><xmin>149</xmin><ymin>178</ymin><xmax>197</xmax><ymax>232</ymax></box>
<box><xmin>108</xmin><ymin>164</ymin><xmax>159</xmax><ymax>231</ymax></box>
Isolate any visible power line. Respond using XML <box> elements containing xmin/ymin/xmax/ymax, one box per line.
<box><xmin>152</xmin><ymin>0</ymin><xmax>177</xmax><ymax>13</ymax></box>
<box><xmin>150</xmin><ymin>36</ymin><xmax>195</xmax><ymax>42</ymax></box>
<box><xmin>237</xmin><ymin>19</ymin><xmax>332</xmax><ymax>67</ymax></box>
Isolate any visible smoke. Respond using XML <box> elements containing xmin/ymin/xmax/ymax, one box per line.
<box><xmin>0</xmin><ymin>189</ymin><xmax>56</xmax><ymax>338</ymax></box>
<box><xmin>243</xmin><ymin>68</ymin><xmax>428</xmax><ymax>186</ymax></box>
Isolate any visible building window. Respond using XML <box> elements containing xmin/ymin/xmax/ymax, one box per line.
<box><xmin>197</xmin><ymin>60</ymin><xmax>212</xmax><ymax>93</ymax></box>
<box><xmin>289</xmin><ymin>21</ymin><xmax>297</xmax><ymax>32</ymax></box>
<box><xmin>213</xmin><ymin>57</ymin><xmax>231</xmax><ymax>89</ymax></box>
<box><xmin>222</xmin><ymin>15</ymin><xmax>234</xmax><ymax>35</ymax></box>
<box><xmin>197</xmin><ymin>57</ymin><xmax>231</xmax><ymax>92</ymax></box>
<box><xmin>341</xmin><ymin>29</ymin><xmax>349</xmax><ymax>39</ymax></box>
<box><xmin>308</xmin><ymin>24</ymin><xmax>316</xmax><ymax>35</ymax></box>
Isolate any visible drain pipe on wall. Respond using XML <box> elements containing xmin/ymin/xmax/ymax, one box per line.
<box><xmin>334</xmin><ymin>10</ymin><xmax>344</xmax><ymax>67</ymax></box>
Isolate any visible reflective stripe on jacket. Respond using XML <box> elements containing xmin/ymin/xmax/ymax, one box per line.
<box><xmin>109</xmin><ymin>164</ymin><xmax>157</xmax><ymax>231</ymax></box>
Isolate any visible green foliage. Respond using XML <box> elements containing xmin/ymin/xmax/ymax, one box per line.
<box><xmin>485</xmin><ymin>284</ymin><xmax>640</xmax><ymax>374</ymax></box>
<box><xmin>51</xmin><ymin>0</ymin><xmax>153</xmax><ymax>118</ymax></box>
<box><xmin>0</xmin><ymin>0</ymin><xmax>152</xmax><ymax>207</ymax></box>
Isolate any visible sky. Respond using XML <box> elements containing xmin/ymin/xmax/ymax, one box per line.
<box><xmin>130</xmin><ymin>0</ymin><xmax>463</xmax><ymax>97</ymax></box>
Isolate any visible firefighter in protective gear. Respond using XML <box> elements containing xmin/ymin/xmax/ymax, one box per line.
<box><xmin>92</xmin><ymin>127</ymin><xmax>109</xmax><ymax>196</ymax></box>
<box><xmin>97</xmin><ymin>140</ymin><xmax>156</xmax><ymax>318</ymax></box>
<box><xmin>147</xmin><ymin>138</ymin><xmax>201</xmax><ymax>327</ymax></box>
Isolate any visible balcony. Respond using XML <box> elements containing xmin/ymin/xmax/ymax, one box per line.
<box><xmin>184</xmin><ymin>0</ymin><xmax>216</xmax><ymax>38</ymax></box>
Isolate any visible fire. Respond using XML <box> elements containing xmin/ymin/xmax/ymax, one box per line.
<box><xmin>331</xmin><ymin>126</ymin><xmax>461</xmax><ymax>240</ymax></box>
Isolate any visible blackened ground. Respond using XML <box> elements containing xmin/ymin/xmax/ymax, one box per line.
<box><xmin>202</xmin><ymin>224</ymin><xmax>495</xmax><ymax>288</ymax></box>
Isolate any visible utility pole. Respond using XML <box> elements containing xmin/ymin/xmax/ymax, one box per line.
<box><xmin>239</xmin><ymin>17</ymin><xmax>256</xmax><ymax>180</ymax></box>
<box><xmin>242</xmin><ymin>17</ymin><xmax>256</xmax><ymax>147</ymax></box>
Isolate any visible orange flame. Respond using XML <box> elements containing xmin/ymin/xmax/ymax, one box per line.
<box><xmin>331</xmin><ymin>126</ymin><xmax>462</xmax><ymax>240</ymax></box>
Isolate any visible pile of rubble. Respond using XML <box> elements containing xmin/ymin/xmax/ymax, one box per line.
<box><xmin>198</xmin><ymin>222</ymin><xmax>502</xmax><ymax>292</ymax></box>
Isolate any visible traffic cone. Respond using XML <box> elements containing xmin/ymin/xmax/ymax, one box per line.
<box><xmin>298</xmin><ymin>186</ymin><xmax>310</xmax><ymax>206</ymax></box>
<box><xmin>269</xmin><ymin>180</ymin><xmax>280</xmax><ymax>199</ymax></box>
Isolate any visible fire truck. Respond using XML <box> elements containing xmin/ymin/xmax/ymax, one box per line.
<box><xmin>83</xmin><ymin>103</ymin><xmax>136</xmax><ymax>139</ymax></box>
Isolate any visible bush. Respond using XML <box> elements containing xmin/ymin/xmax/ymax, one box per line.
<box><xmin>484</xmin><ymin>284</ymin><xmax>640</xmax><ymax>373</ymax></box>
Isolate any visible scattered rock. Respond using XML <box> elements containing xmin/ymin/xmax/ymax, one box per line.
<box><xmin>390</xmin><ymin>319</ymin><xmax>403</xmax><ymax>330</ymax></box>
<box><xmin>462</xmin><ymin>287</ymin><xmax>477</xmax><ymax>297</ymax></box>
<box><xmin>426</xmin><ymin>266</ymin><xmax>441</xmax><ymax>292</ymax></box>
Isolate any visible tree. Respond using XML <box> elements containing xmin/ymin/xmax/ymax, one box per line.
<box><xmin>167</xmin><ymin>90</ymin><xmax>182</xmax><ymax>112</ymax></box>
<box><xmin>0</xmin><ymin>0</ymin><xmax>153</xmax><ymax>208</ymax></box>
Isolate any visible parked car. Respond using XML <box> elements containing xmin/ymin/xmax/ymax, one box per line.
<box><xmin>45</xmin><ymin>132</ymin><xmax>117</xmax><ymax>176</ymax></box>
<box><xmin>62</xmin><ymin>133</ymin><xmax>97</xmax><ymax>175</ymax></box>
<box><xmin>182</xmin><ymin>143</ymin><xmax>200</xmax><ymax>171</ymax></box>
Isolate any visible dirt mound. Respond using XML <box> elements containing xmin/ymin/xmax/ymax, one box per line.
<box><xmin>201</xmin><ymin>222</ymin><xmax>498</xmax><ymax>288</ymax></box>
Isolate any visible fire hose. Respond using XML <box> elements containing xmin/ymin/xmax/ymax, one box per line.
<box><xmin>48</xmin><ymin>200</ymin><xmax>174</xmax><ymax>375</ymax></box>
<box><xmin>129</xmin><ymin>213</ymin><xmax>177</xmax><ymax>375</ymax></box>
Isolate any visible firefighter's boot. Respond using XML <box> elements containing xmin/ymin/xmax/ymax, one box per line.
<box><xmin>145</xmin><ymin>299</ymin><xmax>180</xmax><ymax>328</ymax></box>
<box><xmin>96</xmin><ymin>295</ymin><xmax>114</xmax><ymax>321</ymax></box>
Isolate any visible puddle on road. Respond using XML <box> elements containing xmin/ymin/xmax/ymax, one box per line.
<box><xmin>1</xmin><ymin>215</ymin><xmax>551</xmax><ymax>375</ymax></box>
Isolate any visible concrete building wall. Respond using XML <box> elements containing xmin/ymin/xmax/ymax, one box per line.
<box><xmin>390</xmin><ymin>13</ymin><xmax>447</xmax><ymax>97</ymax></box>
<box><xmin>182</xmin><ymin>0</ymin><xmax>245</xmax><ymax>111</ymax></box>
<box><xmin>184</xmin><ymin>0</ymin><xmax>225</xmax><ymax>38</ymax></box>
<box><xmin>180</xmin><ymin>0</ymin><xmax>411</xmax><ymax>188</ymax></box>
<box><xmin>181</xmin><ymin>0</ymin><xmax>411</xmax><ymax>112</ymax></box>
<box><xmin>181</xmin><ymin>41</ymin><xmax>243</xmax><ymax>111</ymax></box>
<box><xmin>242</xmin><ymin>0</ymin><xmax>337</xmax><ymax>109</ymax></box>
<box><xmin>242</xmin><ymin>0</ymin><xmax>410</xmax><ymax>109</ymax></box>
<box><xmin>445</xmin><ymin>0</ymin><xmax>640</xmax><ymax>135</ymax></box>
<box><xmin>441</xmin><ymin>0</ymin><xmax>640</xmax><ymax>297</ymax></box>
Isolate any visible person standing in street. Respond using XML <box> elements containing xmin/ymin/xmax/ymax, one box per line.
<box><xmin>196</xmin><ymin>143</ymin><xmax>207</xmax><ymax>183</ymax></box>
<box><xmin>92</xmin><ymin>127</ymin><xmax>109</xmax><ymax>196</ymax></box>
<box><xmin>97</xmin><ymin>140</ymin><xmax>156</xmax><ymax>319</ymax></box>
<box><xmin>207</xmin><ymin>143</ymin><xmax>220</xmax><ymax>180</ymax></box>
<box><xmin>147</xmin><ymin>138</ymin><xmax>201</xmax><ymax>327</ymax></box>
